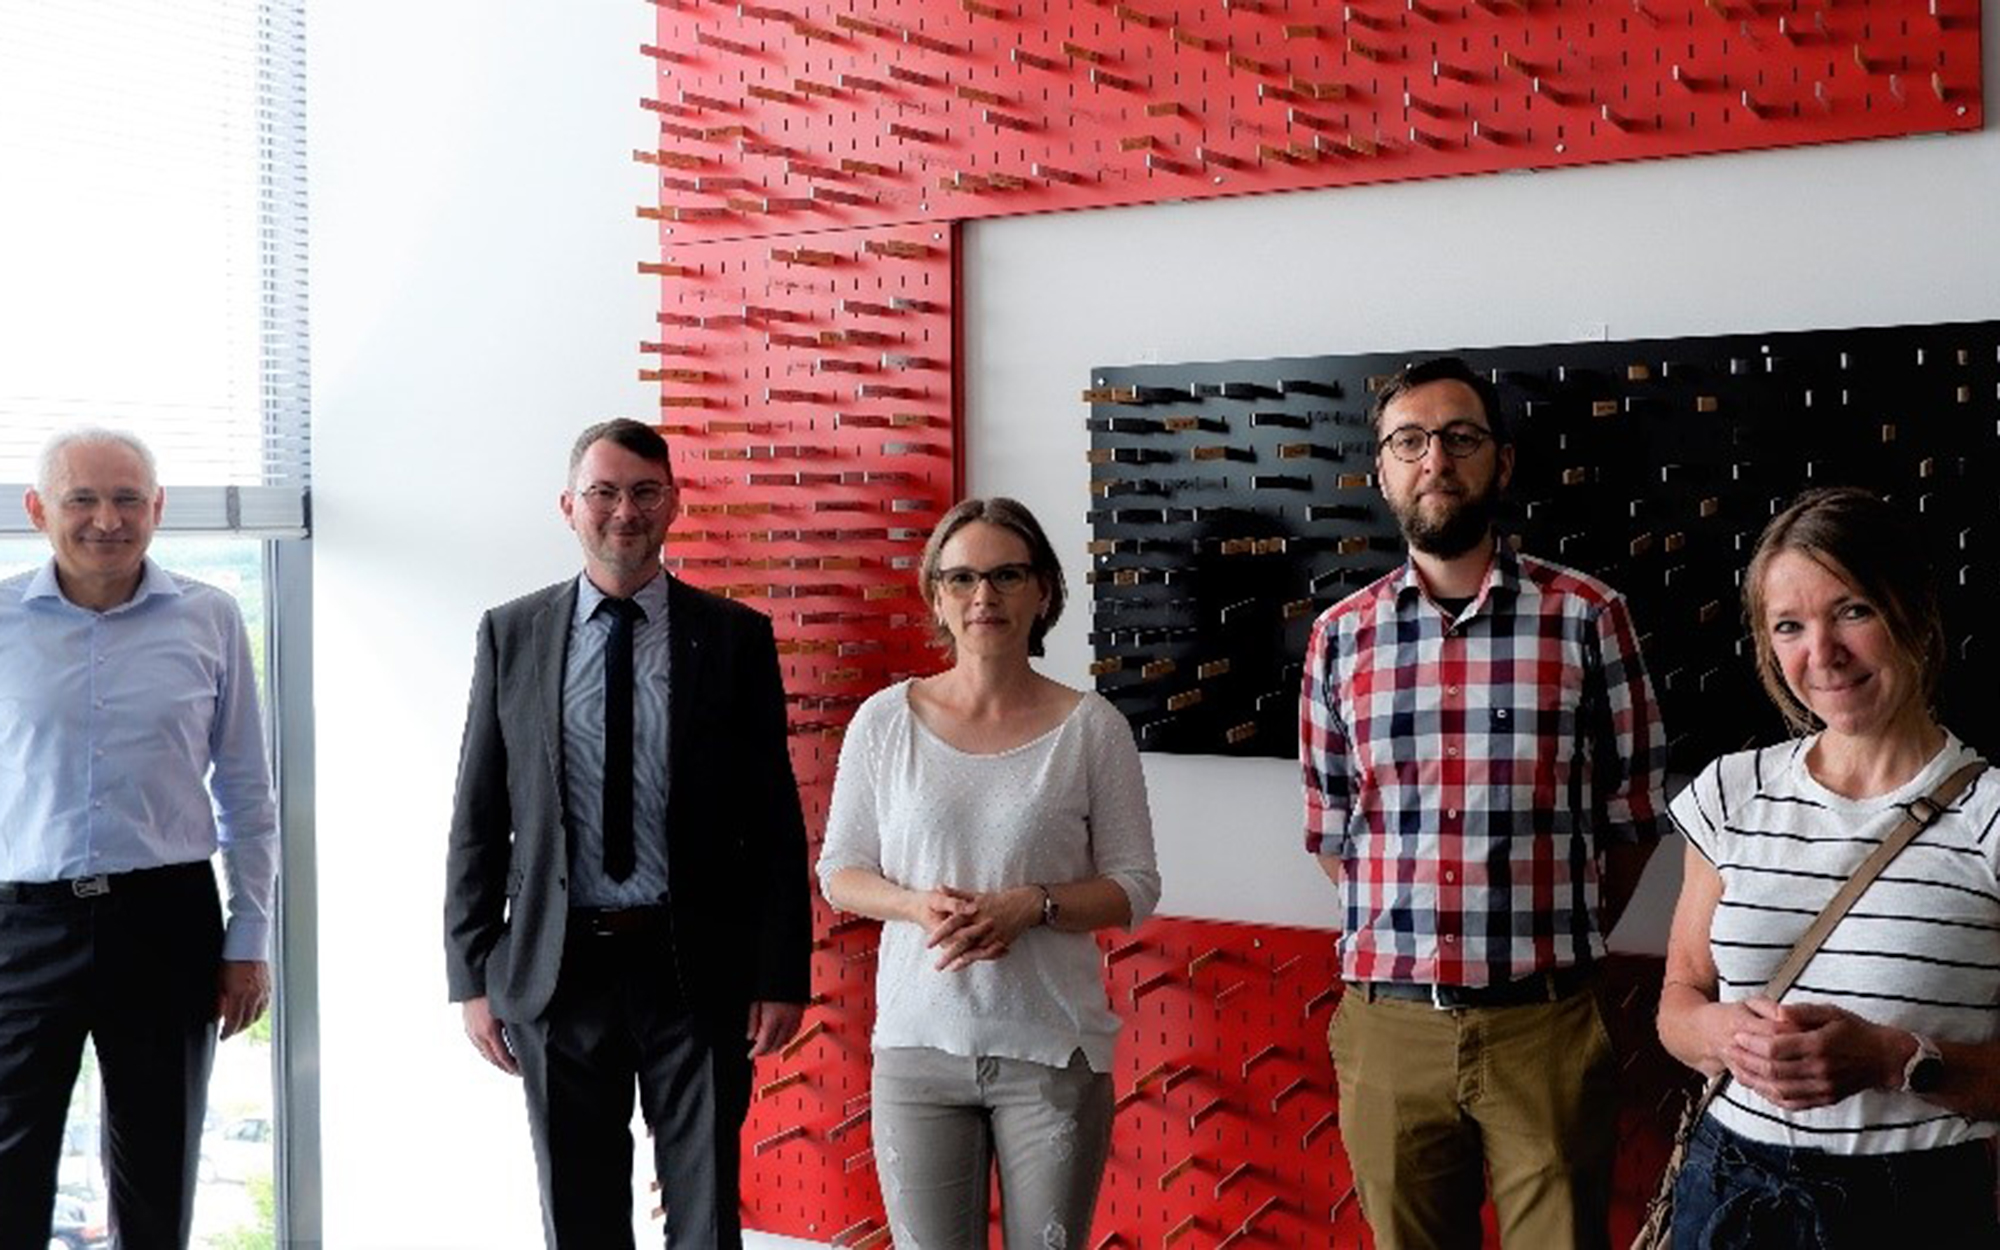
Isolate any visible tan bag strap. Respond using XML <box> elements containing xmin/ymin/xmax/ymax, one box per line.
<box><xmin>1683</xmin><ymin>759</ymin><xmax>1987</xmax><ymax>1126</ymax></box>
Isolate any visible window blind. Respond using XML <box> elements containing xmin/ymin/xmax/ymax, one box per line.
<box><xmin>0</xmin><ymin>0</ymin><xmax>308</xmax><ymax>534</ymax></box>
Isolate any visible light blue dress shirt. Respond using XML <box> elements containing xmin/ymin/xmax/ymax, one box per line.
<box><xmin>0</xmin><ymin>557</ymin><xmax>279</xmax><ymax>960</ymax></box>
<box><xmin>563</xmin><ymin>571</ymin><xmax>672</xmax><ymax>909</ymax></box>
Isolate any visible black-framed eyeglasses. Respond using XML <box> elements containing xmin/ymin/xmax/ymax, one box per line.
<box><xmin>575</xmin><ymin>482</ymin><xmax>673</xmax><ymax>515</ymax></box>
<box><xmin>937</xmin><ymin>564</ymin><xmax>1036</xmax><ymax>598</ymax></box>
<box><xmin>1377</xmin><ymin>422</ymin><xmax>1494</xmax><ymax>463</ymax></box>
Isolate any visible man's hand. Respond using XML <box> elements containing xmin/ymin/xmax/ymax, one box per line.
<box><xmin>746</xmin><ymin>1001</ymin><xmax>804</xmax><ymax>1058</ymax></box>
<box><xmin>1317</xmin><ymin>856</ymin><xmax>1344</xmax><ymax>890</ymax></box>
<box><xmin>462</xmin><ymin>996</ymin><xmax>520</xmax><ymax>1076</ymax></box>
<box><xmin>216</xmin><ymin>960</ymin><xmax>271</xmax><ymax>1041</ymax></box>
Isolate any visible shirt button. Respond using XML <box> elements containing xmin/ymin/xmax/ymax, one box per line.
<box><xmin>1447</xmin><ymin>808</ymin><xmax>1458</xmax><ymax>819</ymax></box>
<box><xmin>1444</xmin><ymin>870</ymin><xmax>1457</xmax><ymax>883</ymax></box>
<box><xmin>1446</xmin><ymin>746</ymin><xmax>1459</xmax><ymax>758</ymax></box>
<box><xmin>1447</xmin><ymin>684</ymin><xmax>1460</xmax><ymax>696</ymax></box>
<box><xmin>1444</xmin><ymin>934</ymin><xmax>1458</xmax><ymax>944</ymax></box>
<box><xmin>93</xmin><ymin>800</ymin><xmax>104</xmax><ymax>809</ymax></box>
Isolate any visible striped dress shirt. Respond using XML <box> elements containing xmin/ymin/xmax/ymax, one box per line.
<box><xmin>563</xmin><ymin>572</ymin><xmax>672</xmax><ymax>909</ymax></box>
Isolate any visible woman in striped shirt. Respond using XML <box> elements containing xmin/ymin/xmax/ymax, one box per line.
<box><xmin>1657</xmin><ymin>486</ymin><xmax>2000</xmax><ymax>1248</ymax></box>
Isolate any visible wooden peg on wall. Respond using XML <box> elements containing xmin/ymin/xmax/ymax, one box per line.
<box><xmin>1188</xmin><ymin>1096</ymin><xmax>1230</xmax><ymax>1130</ymax></box>
<box><xmin>1129</xmin><ymin>967</ymin><xmax>1179</xmax><ymax>1005</ymax></box>
<box><xmin>752</xmin><ymin>1120</ymin><xmax>808</xmax><ymax>1152</ymax></box>
<box><xmin>1157</xmin><ymin>1153</ymin><xmax>1204</xmax><ymax>1190</ymax></box>
<box><xmin>1269</xmin><ymin>1075</ymin><xmax>1311</xmax><ymax>1112</ymax></box>
<box><xmin>1301</xmin><ymin>1110</ymin><xmax>1337</xmax><ymax>1149</ymax></box>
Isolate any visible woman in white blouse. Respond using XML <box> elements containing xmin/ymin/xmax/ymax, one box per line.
<box><xmin>1656</xmin><ymin>487</ymin><xmax>2000</xmax><ymax>1247</ymax></box>
<box><xmin>818</xmin><ymin>496</ymin><xmax>1160</xmax><ymax>1250</ymax></box>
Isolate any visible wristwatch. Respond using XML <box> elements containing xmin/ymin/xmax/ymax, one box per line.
<box><xmin>1036</xmin><ymin>884</ymin><xmax>1061</xmax><ymax>929</ymax></box>
<box><xmin>1901</xmin><ymin>1032</ymin><xmax>1944</xmax><ymax>1095</ymax></box>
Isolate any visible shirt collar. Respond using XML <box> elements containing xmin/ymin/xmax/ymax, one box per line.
<box><xmin>23</xmin><ymin>556</ymin><xmax>180</xmax><ymax>614</ymax></box>
<box><xmin>574</xmin><ymin>568</ymin><xmax>670</xmax><ymax>626</ymax></box>
<box><xmin>1391</xmin><ymin>539</ymin><xmax>1520</xmax><ymax>616</ymax></box>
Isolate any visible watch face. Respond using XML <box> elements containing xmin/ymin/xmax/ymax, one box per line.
<box><xmin>1910</xmin><ymin>1055</ymin><xmax>1945</xmax><ymax>1095</ymax></box>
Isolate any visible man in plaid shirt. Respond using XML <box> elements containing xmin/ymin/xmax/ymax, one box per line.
<box><xmin>1300</xmin><ymin>357</ymin><xmax>1669</xmax><ymax>1249</ymax></box>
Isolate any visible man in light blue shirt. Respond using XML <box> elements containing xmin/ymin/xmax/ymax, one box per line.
<box><xmin>0</xmin><ymin>428</ymin><xmax>278</xmax><ymax>1250</ymax></box>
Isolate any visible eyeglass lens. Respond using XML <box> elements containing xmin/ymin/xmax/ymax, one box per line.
<box><xmin>939</xmin><ymin>564</ymin><xmax>1034</xmax><ymax>595</ymax></box>
<box><xmin>579</xmin><ymin>484</ymin><xmax>671</xmax><ymax>513</ymax></box>
<box><xmin>1381</xmin><ymin>424</ymin><xmax>1491</xmax><ymax>462</ymax></box>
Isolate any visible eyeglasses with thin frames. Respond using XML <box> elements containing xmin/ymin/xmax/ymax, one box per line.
<box><xmin>574</xmin><ymin>483</ymin><xmax>674</xmax><ymax>515</ymax></box>
<box><xmin>1377</xmin><ymin>422</ymin><xmax>1495</xmax><ymax>464</ymax></box>
<box><xmin>936</xmin><ymin>564</ymin><xmax>1037</xmax><ymax>598</ymax></box>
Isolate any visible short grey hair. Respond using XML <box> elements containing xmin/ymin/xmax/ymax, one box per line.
<box><xmin>37</xmin><ymin>427</ymin><xmax>160</xmax><ymax>496</ymax></box>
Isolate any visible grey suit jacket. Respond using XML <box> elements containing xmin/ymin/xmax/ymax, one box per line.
<box><xmin>443</xmin><ymin>573</ymin><xmax>810</xmax><ymax>1025</ymax></box>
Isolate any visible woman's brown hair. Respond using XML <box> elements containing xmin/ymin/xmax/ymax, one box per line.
<box><xmin>918</xmin><ymin>497</ymin><xmax>1067</xmax><ymax>657</ymax></box>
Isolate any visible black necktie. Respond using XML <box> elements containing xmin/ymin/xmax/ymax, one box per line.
<box><xmin>601</xmin><ymin>598</ymin><xmax>643</xmax><ymax>883</ymax></box>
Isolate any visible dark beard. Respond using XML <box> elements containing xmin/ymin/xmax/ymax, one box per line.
<box><xmin>1391</xmin><ymin>486</ymin><xmax>1499</xmax><ymax>558</ymax></box>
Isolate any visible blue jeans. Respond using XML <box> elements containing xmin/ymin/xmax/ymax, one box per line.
<box><xmin>1671</xmin><ymin>1115</ymin><xmax>1998</xmax><ymax>1250</ymax></box>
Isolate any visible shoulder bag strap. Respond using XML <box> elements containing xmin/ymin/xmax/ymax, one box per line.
<box><xmin>1683</xmin><ymin>758</ymin><xmax>1987</xmax><ymax>1122</ymax></box>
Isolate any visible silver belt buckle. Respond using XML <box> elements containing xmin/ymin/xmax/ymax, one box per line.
<box><xmin>70</xmin><ymin>874</ymin><xmax>111</xmax><ymax>899</ymax></box>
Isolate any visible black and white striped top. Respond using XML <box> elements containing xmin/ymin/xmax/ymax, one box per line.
<box><xmin>1671</xmin><ymin>733</ymin><xmax>2000</xmax><ymax>1154</ymax></box>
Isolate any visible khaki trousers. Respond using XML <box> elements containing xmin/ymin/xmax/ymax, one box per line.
<box><xmin>1327</xmin><ymin>983</ymin><xmax>1618</xmax><ymax>1250</ymax></box>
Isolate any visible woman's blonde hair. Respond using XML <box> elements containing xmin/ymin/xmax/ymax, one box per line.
<box><xmin>1742</xmin><ymin>486</ymin><xmax>1944</xmax><ymax>735</ymax></box>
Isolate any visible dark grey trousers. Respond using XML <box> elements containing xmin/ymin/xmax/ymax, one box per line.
<box><xmin>0</xmin><ymin>862</ymin><xmax>222</xmax><ymax>1250</ymax></box>
<box><xmin>507</xmin><ymin>928</ymin><xmax>751</xmax><ymax>1250</ymax></box>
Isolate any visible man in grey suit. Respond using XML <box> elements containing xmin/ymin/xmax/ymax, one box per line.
<box><xmin>444</xmin><ymin>418</ymin><xmax>810</xmax><ymax>1249</ymax></box>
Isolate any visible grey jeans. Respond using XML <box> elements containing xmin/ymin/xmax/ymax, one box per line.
<box><xmin>870</xmin><ymin>1046</ymin><xmax>1114</xmax><ymax>1250</ymax></box>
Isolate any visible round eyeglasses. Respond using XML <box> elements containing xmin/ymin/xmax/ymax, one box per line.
<box><xmin>575</xmin><ymin>483</ymin><xmax>674</xmax><ymax>515</ymax></box>
<box><xmin>1377</xmin><ymin>423</ymin><xmax>1495</xmax><ymax>463</ymax></box>
<box><xmin>936</xmin><ymin>564</ymin><xmax>1036</xmax><ymax>598</ymax></box>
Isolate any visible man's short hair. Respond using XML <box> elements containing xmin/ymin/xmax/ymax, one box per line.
<box><xmin>1369</xmin><ymin>357</ymin><xmax>1510</xmax><ymax>446</ymax></box>
<box><xmin>37</xmin><ymin>427</ymin><xmax>160</xmax><ymax>496</ymax></box>
<box><xmin>567</xmin><ymin>419</ymin><xmax>674</xmax><ymax>487</ymax></box>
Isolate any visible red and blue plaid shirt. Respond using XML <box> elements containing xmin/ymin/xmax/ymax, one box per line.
<box><xmin>1300</xmin><ymin>543</ymin><xmax>1669</xmax><ymax>987</ymax></box>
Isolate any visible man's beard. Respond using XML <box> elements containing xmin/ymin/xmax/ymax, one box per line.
<box><xmin>1389</xmin><ymin>484</ymin><xmax>1500</xmax><ymax>558</ymax></box>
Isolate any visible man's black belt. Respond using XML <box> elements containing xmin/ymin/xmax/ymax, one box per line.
<box><xmin>0</xmin><ymin>861</ymin><xmax>208</xmax><ymax>904</ymax></box>
<box><xmin>569</xmin><ymin>905</ymin><xmax>669</xmax><ymax>938</ymax></box>
<box><xmin>1355</xmin><ymin>964</ymin><xmax>1593</xmax><ymax>1010</ymax></box>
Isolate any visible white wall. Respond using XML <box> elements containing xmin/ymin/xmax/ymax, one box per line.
<box><xmin>964</xmin><ymin>117</ymin><xmax>2000</xmax><ymax>941</ymax></box>
<box><xmin>310</xmin><ymin>0</ymin><xmax>1999</xmax><ymax>1243</ymax></box>
<box><xmin>310</xmin><ymin>1</ymin><xmax>669</xmax><ymax>1244</ymax></box>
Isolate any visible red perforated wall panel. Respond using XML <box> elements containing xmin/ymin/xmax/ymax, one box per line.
<box><xmin>742</xmin><ymin>911</ymin><xmax>1681</xmax><ymax>1247</ymax></box>
<box><xmin>649</xmin><ymin>221</ymin><xmax>959</xmax><ymax>1241</ymax></box>
<box><xmin>639</xmin><ymin>2</ymin><xmax>1977</xmax><ymax>1242</ymax></box>
<box><xmin>645</xmin><ymin>0</ymin><xmax>1981</xmax><ymax>242</ymax></box>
